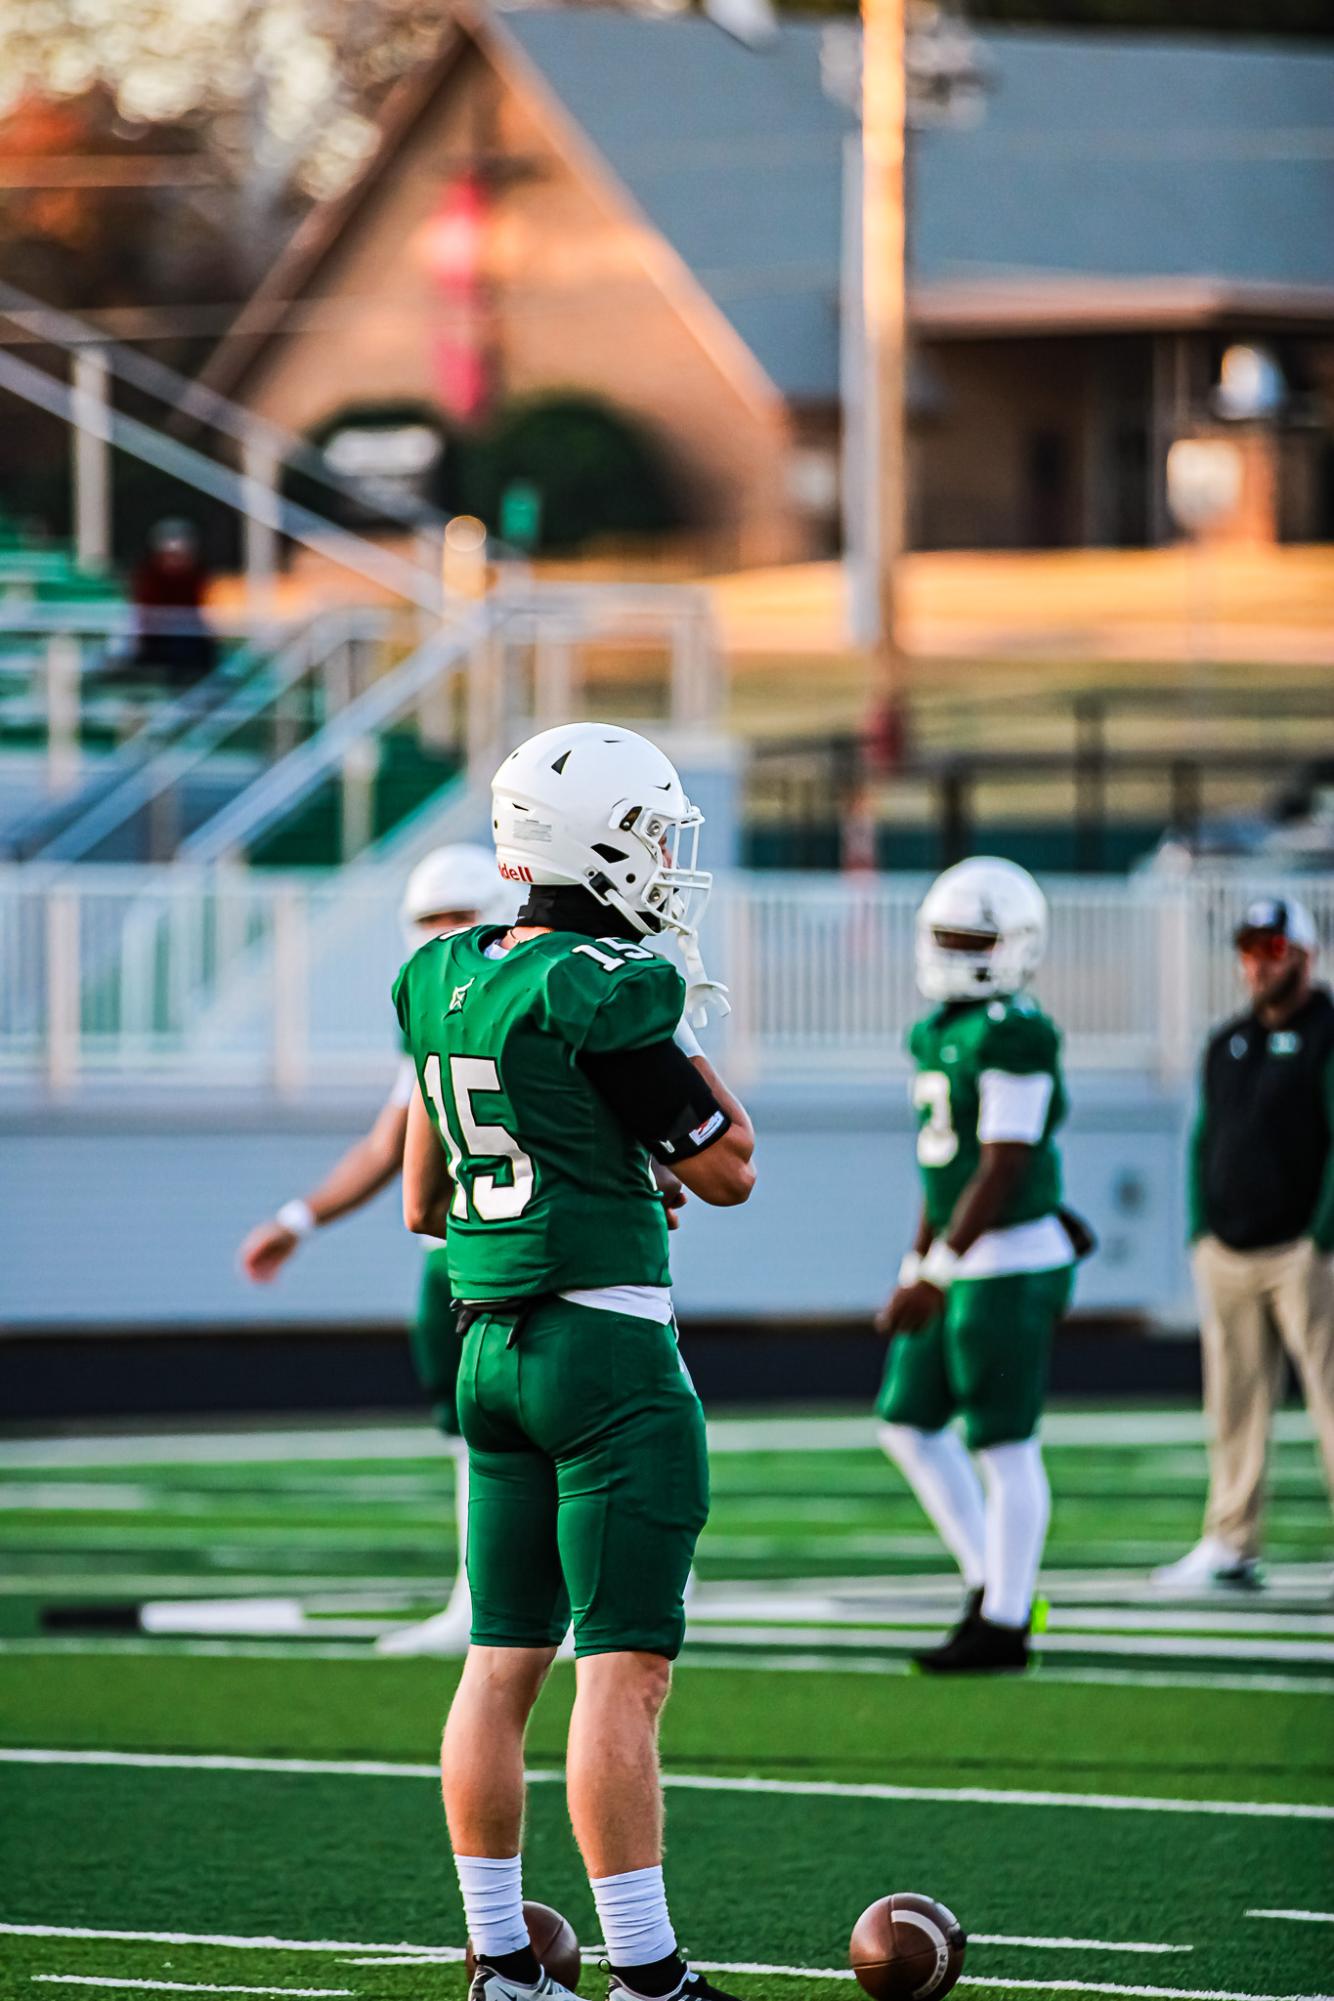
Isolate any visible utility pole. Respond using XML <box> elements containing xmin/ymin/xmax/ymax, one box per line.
<box><xmin>862</xmin><ymin>0</ymin><xmax>908</xmax><ymax>692</ymax></box>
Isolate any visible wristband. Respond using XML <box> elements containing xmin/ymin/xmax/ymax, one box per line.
<box><xmin>276</xmin><ymin>1199</ymin><xmax>315</xmax><ymax>1240</ymax></box>
<box><xmin>673</xmin><ymin>1015</ymin><xmax>704</xmax><ymax>1061</ymax></box>
<box><xmin>920</xmin><ymin>1240</ymin><xmax>960</xmax><ymax>1292</ymax></box>
<box><xmin>897</xmin><ymin>1251</ymin><xmax>922</xmax><ymax>1287</ymax></box>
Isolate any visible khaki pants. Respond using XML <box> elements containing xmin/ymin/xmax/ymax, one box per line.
<box><xmin>1192</xmin><ymin>1235</ymin><xmax>1334</xmax><ymax>1557</ymax></box>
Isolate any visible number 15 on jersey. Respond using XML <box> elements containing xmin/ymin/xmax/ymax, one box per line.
<box><xmin>422</xmin><ymin>1052</ymin><xmax>536</xmax><ymax>1222</ymax></box>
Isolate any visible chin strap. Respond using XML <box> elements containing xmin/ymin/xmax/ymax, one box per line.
<box><xmin>681</xmin><ymin>932</ymin><xmax>731</xmax><ymax>1027</ymax></box>
<box><xmin>579</xmin><ymin>871</ymin><xmax>730</xmax><ymax>1027</ymax></box>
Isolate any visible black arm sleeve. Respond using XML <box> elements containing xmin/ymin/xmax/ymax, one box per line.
<box><xmin>578</xmin><ymin>1037</ymin><xmax>732</xmax><ymax>1164</ymax></box>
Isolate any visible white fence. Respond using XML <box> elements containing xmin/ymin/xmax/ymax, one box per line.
<box><xmin>3</xmin><ymin>863</ymin><xmax>1332</xmax><ymax>1094</ymax></box>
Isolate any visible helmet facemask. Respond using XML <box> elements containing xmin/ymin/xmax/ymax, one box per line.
<box><xmin>916</xmin><ymin>921</ymin><xmax>1005</xmax><ymax>1002</ymax></box>
<box><xmin>914</xmin><ymin>856</ymin><xmax>1048</xmax><ymax>1004</ymax></box>
<box><xmin>585</xmin><ymin>799</ymin><xmax>726</xmax><ymax>1022</ymax></box>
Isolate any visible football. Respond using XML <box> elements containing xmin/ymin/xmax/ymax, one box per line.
<box><xmin>849</xmin><ymin>1892</ymin><xmax>967</xmax><ymax>2001</ymax></box>
<box><xmin>465</xmin><ymin>1901</ymin><xmax>581</xmax><ymax>1989</ymax></box>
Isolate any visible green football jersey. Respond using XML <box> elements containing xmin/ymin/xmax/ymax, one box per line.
<box><xmin>393</xmin><ymin>925</ymin><xmax>685</xmax><ymax>1301</ymax></box>
<box><xmin>908</xmin><ymin>993</ymin><xmax>1066</xmax><ymax>1235</ymax></box>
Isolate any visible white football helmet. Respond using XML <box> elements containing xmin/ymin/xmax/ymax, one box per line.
<box><xmin>399</xmin><ymin>843</ymin><xmax>513</xmax><ymax>950</ymax></box>
<box><xmin>491</xmin><ymin>722</ymin><xmax>727</xmax><ymax>1021</ymax></box>
<box><xmin>915</xmin><ymin>856</ymin><xmax>1048</xmax><ymax>1003</ymax></box>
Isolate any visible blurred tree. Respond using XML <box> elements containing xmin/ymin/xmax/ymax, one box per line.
<box><xmin>0</xmin><ymin>85</ymin><xmax>237</xmax><ymax>310</ymax></box>
<box><xmin>459</xmin><ymin>394</ymin><xmax>680</xmax><ymax>553</ymax></box>
<box><xmin>0</xmin><ymin>1</ymin><xmax>447</xmax><ymax>291</ymax></box>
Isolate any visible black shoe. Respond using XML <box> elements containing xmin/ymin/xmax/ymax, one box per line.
<box><xmin>913</xmin><ymin>1612</ymin><xmax>1030</xmax><ymax>1675</ymax></box>
<box><xmin>910</xmin><ymin>1591</ymin><xmax>982</xmax><ymax>1669</ymax></box>
<box><xmin>609</xmin><ymin>1972</ymin><xmax>743</xmax><ymax>2001</ymax></box>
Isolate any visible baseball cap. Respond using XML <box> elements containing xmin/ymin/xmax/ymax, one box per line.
<box><xmin>1233</xmin><ymin>895</ymin><xmax>1318</xmax><ymax>954</ymax></box>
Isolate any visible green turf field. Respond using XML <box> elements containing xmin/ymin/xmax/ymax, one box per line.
<box><xmin>1</xmin><ymin>1409</ymin><xmax>1331</xmax><ymax>2001</ymax></box>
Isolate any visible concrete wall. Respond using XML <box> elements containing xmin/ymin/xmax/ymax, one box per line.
<box><xmin>0</xmin><ymin>1074</ymin><xmax>1194</xmax><ymax>1333</ymax></box>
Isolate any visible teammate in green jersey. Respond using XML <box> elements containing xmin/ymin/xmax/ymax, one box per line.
<box><xmin>397</xmin><ymin>722</ymin><xmax>754</xmax><ymax>2001</ymax></box>
<box><xmin>875</xmin><ymin>857</ymin><xmax>1082</xmax><ymax>1674</ymax></box>
<box><xmin>238</xmin><ymin>844</ymin><xmax>512</xmax><ymax>1655</ymax></box>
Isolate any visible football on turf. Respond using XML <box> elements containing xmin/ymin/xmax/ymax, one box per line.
<box><xmin>849</xmin><ymin>1892</ymin><xmax>966</xmax><ymax>2001</ymax></box>
<box><xmin>465</xmin><ymin>1900</ymin><xmax>581</xmax><ymax>1989</ymax></box>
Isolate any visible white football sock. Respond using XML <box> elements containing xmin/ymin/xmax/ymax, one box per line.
<box><xmin>454</xmin><ymin>1852</ymin><xmax>529</xmax><ymax>1958</ymax></box>
<box><xmin>448</xmin><ymin>1445</ymin><xmax>472</xmax><ymax>1620</ymax></box>
<box><xmin>591</xmin><ymin>1863</ymin><xmax>678</xmax><ymax>1967</ymax></box>
<box><xmin>878</xmin><ymin>1423</ymin><xmax>985</xmax><ymax>1589</ymax></box>
<box><xmin>977</xmin><ymin>1435</ymin><xmax>1050</xmax><ymax>1628</ymax></box>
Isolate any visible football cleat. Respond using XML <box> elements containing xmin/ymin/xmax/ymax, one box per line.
<box><xmin>609</xmin><ymin>1972</ymin><xmax>745</xmax><ymax>2001</ymax></box>
<box><xmin>1151</xmin><ymin>1537</ymin><xmax>1263</xmax><ymax>1592</ymax></box>
<box><xmin>913</xmin><ymin>1612</ymin><xmax>1030</xmax><ymax>1675</ymax></box>
<box><xmin>375</xmin><ymin>1601</ymin><xmax>473</xmax><ymax>1656</ymax></box>
<box><xmin>469</xmin><ymin>1965</ymin><xmax>577</xmax><ymax>2001</ymax></box>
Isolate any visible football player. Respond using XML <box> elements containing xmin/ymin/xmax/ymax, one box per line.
<box><xmin>397</xmin><ymin>722</ymin><xmax>755</xmax><ymax>2001</ymax></box>
<box><xmin>876</xmin><ymin>857</ymin><xmax>1084</xmax><ymax>1674</ymax></box>
<box><xmin>238</xmin><ymin>842</ymin><xmax>512</xmax><ymax>1656</ymax></box>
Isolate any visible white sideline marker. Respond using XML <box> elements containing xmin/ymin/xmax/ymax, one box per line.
<box><xmin>700</xmin><ymin>1974</ymin><xmax>1334</xmax><ymax>2001</ymax></box>
<box><xmin>346</xmin><ymin>1936</ymin><xmax>1190</xmax><ymax>1966</ymax></box>
<box><xmin>32</xmin><ymin>1982</ymin><xmax>352</xmax><ymax>1997</ymax></box>
<box><xmin>9</xmin><ymin>1940</ymin><xmax>1326</xmax><ymax>2001</ymax></box>
<box><xmin>0</xmin><ymin>1408</ymin><xmax>1317</xmax><ymax>1469</ymax></box>
<box><xmin>969</xmin><ymin>1941</ymin><xmax>1192</xmax><ymax>1956</ymax></box>
<box><xmin>1246</xmin><ymin>1913</ymin><xmax>1334</xmax><ymax>1925</ymax></box>
<box><xmin>4</xmin><ymin>1747</ymin><xmax>1329</xmax><ymax>1821</ymax></box>
<box><xmin>0</xmin><ymin>1929</ymin><xmax>448</xmax><ymax>1960</ymax></box>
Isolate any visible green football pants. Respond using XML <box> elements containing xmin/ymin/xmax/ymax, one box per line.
<box><xmin>408</xmin><ymin>1248</ymin><xmax>463</xmax><ymax>1438</ymax></box>
<box><xmin>458</xmin><ymin>1297</ymin><xmax>709</xmax><ymax>1659</ymax></box>
<box><xmin>876</xmin><ymin>1265</ymin><xmax>1074</xmax><ymax>1450</ymax></box>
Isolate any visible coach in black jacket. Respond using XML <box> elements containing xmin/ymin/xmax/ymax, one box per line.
<box><xmin>1154</xmin><ymin>895</ymin><xmax>1334</xmax><ymax>1591</ymax></box>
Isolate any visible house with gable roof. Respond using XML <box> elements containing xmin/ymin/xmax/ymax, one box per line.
<box><xmin>202</xmin><ymin>5</ymin><xmax>1334</xmax><ymax>564</ymax></box>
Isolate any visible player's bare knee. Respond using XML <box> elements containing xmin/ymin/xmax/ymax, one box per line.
<box><xmin>458</xmin><ymin>1642</ymin><xmax>555</xmax><ymax>1715</ymax></box>
<box><xmin>575</xmin><ymin>1648</ymin><xmax>673</xmax><ymax>1720</ymax></box>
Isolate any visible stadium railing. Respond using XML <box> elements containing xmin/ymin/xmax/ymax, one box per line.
<box><xmin>3</xmin><ymin>865</ymin><xmax>1331</xmax><ymax>1096</ymax></box>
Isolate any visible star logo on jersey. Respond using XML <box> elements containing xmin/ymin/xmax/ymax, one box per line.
<box><xmin>448</xmin><ymin>979</ymin><xmax>474</xmax><ymax>1014</ymax></box>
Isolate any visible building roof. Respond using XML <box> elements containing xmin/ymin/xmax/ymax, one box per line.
<box><xmin>202</xmin><ymin>7</ymin><xmax>1334</xmax><ymax>412</ymax></box>
<box><xmin>498</xmin><ymin>9</ymin><xmax>1334</xmax><ymax>399</ymax></box>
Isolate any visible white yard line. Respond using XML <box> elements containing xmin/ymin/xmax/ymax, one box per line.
<box><xmin>1</xmin><ymin>1635</ymin><xmax>1331</xmax><ymax>1695</ymax></box>
<box><xmin>763</xmin><ymin>1571</ymin><xmax>1334</xmax><ymax>1607</ymax></box>
<box><xmin>953</xmin><ymin>1985</ymin><xmax>1333</xmax><ymax>2001</ymax></box>
<box><xmin>6</xmin><ymin>1936</ymin><xmax>1326</xmax><ymax>2000</ymax></box>
<box><xmin>344</xmin><ymin>1937</ymin><xmax>1189</xmax><ymax>1965</ymax></box>
<box><xmin>1</xmin><ymin>1410</ymin><xmax>1317</xmax><ymax>1471</ymax></box>
<box><xmin>31</xmin><ymin>1980</ymin><xmax>351</xmax><ymax>1997</ymax></box>
<box><xmin>0</xmin><ymin>1640</ymin><xmax>384</xmax><ymax>1663</ymax></box>
<box><xmin>0</xmin><ymin>1928</ymin><xmax>453</xmax><ymax>1960</ymax></box>
<box><xmin>969</xmin><ymin>1942</ymin><xmax>1192</xmax><ymax>1956</ymax></box>
<box><xmin>689</xmin><ymin>1971</ymin><xmax>1331</xmax><ymax>2001</ymax></box>
<box><xmin>682</xmin><ymin>1625</ymin><xmax>1334</xmax><ymax>1665</ymax></box>
<box><xmin>0</xmin><ymin>1579</ymin><xmax>439</xmax><ymax>1600</ymax></box>
<box><xmin>1246</xmin><ymin>1913</ymin><xmax>1334</xmax><ymax>1925</ymax></box>
<box><xmin>679</xmin><ymin>1652</ymin><xmax>1334</xmax><ymax>1696</ymax></box>
<box><xmin>688</xmin><ymin>1599</ymin><xmax>1334</xmax><ymax>1638</ymax></box>
<box><xmin>3</xmin><ymin>1748</ymin><xmax>1328</xmax><ymax>1820</ymax></box>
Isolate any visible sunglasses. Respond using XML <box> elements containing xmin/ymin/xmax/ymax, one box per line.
<box><xmin>1236</xmin><ymin>932</ymin><xmax>1291</xmax><ymax>962</ymax></box>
